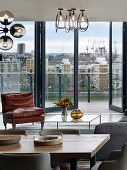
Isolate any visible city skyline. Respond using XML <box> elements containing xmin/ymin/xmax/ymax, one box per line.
<box><xmin>0</xmin><ymin>21</ymin><xmax>122</xmax><ymax>54</ymax></box>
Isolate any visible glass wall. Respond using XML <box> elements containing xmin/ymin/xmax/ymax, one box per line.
<box><xmin>78</xmin><ymin>22</ymin><xmax>109</xmax><ymax>102</ymax></box>
<box><xmin>45</xmin><ymin>22</ymin><xmax>74</xmax><ymax>108</ymax></box>
<box><xmin>0</xmin><ymin>21</ymin><xmax>34</xmax><ymax>94</ymax></box>
<box><xmin>111</xmin><ymin>22</ymin><xmax>123</xmax><ymax>108</ymax></box>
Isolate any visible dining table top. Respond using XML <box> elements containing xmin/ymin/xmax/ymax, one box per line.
<box><xmin>0</xmin><ymin>134</ymin><xmax>110</xmax><ymax>159</ymax></box>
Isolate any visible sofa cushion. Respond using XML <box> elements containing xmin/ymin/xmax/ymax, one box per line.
<box><xmin>119</xmin><ymin>116</ymin><xmax>127</xmax><ymax>122</ymax></box>
<box><xmin>124</xmin><ymin>109</ymin><xmax>127</xmax><ymax>115</ymax></box>
<box><xmin>3</xmin><ymin>107</ymin><xmax>44</xmax><ymax>119</ymax></box>
<box><xmin>1</xmin><ymin>92</ymin><xmax>34</xmax><ymax>113</ymax></box>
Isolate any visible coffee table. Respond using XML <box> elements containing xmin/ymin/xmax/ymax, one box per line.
<box><xmin>45</xmin><ymin>114</ymin><xmax>101</xmax><ymax>129</ymax></box>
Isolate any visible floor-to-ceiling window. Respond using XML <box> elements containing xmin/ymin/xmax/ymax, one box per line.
<box><xmin>0</xmin><ymin>21</ymin><xmax>126</xmax><ymax>113</ymax></box>
<box><xmin>109</xmin><ymin>22</ymin><xmax>123</xmax><ymax>112</ymax></box>
<box><xmin>78</xmin><ymin>22</ymin><xmax>109</xmax><ymax>104</ymax></box>
<box><xmin>0</xmin><ymin>21</ymin><xmax>34</xmax><ymax>95</ymax></box>
<box><xmin>45</xmin><ymin>22</ymin><xmax>75</xmax><ymax>110</ymax></box>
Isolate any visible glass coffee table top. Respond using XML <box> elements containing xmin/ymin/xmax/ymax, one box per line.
<box><xmin>45</xmin><ymin>114</ymin><xmax>101</xmax><ymax>129</ymax></box>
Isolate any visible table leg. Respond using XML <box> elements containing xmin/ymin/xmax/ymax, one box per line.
<box><xmin>70</xmin><ymin>158</ymin><xmax>77</xmax><ymax>170</ymax></box>
<box><xmin>57</xmin><ymin>122</ymin><xmax>58</xmax><ymax>129</ymax></box>
<box><xmin>90</xmin><ymin>155</ymin><xmax>96</xmax><ymax>169</ymax></box>
<box><xmin>100</xmin><ymin>115</ymin><xmax>101</xmax><ymax>124</ymax></box>
<box><xmin>89</xmin><ymin>122</ymin><xmax>90</xmax><ymax>129</ymax></box>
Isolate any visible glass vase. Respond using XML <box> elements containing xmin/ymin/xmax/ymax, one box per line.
<box><xmin>61</xmin><ymin>107</ymin><xmax>67</xmax><ymax>122</ymax></box>
<box><xmin>61</xmin><ymin>107</ymin><xmax>67</xmax><ymax>116</ymax></box>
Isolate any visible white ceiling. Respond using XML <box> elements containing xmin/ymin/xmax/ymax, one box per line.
<box><xmin>0</xmin><ymin>0</ymin><xmax>127</xmax><ymax>21</ymax></box>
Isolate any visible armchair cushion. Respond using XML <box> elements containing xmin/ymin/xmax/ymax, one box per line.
<box><xmin>3</xmin><ymin>107</ymin><xmax>43</xmax><ymax>119</ymax></box>
<box><xmin>1</xmin><ymin>92</ymin><xmax>34</xmax><ymax>113</ymax></box>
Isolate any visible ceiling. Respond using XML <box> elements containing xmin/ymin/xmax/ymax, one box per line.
<box><xmin>0</xmin><ymin>0</ymin><xmax>127</xmax><ymax>21</ymax></box>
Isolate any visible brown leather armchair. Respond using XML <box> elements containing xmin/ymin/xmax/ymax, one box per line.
<box><xmin>1</xmin><ymin>92</ymin><xmax>45</xmax><ymax>129</ymax></box>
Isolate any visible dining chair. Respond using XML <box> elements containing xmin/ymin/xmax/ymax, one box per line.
<box><xmin>0</xmin><ymin>153</ymin><xmax>60</xmax><ymax>170</ymax></box>
<box><xmin>0</xmin><ymin>129</ymin><xmax>27</xmax><ymax>135</ymax></box>
<box><xmin>91</xmin><ymin>143</ymin><xmax>127</xmax><ymax>170</ymax></box>
<box><xmin>39</xmin><ymin>129</ymin><xmax>80</xmax><ymax>170</ymax></box>
<box><xmin>39</xmin><ymin>129</ymin><xmax>80</xmax><ymax>135</ymax></box>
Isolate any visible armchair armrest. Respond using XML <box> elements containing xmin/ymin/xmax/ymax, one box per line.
<box><xmin>92</xmin><ymin>144</ymin><xmax>127</xmax><ymax>170</ymax></box>
<box><xmin>107</xmin><ymin>150</ymin><xmax>121</xmax><ymax>160</ymax></box>
<box><xmin>98</xmin><ymin>160</ymin><xmax>118</xmax><ymax>170</ymax></box>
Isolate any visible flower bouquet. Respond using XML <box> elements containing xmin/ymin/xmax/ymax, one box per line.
<box><xmin>55</xmin><ymin>97</ymin><xmax>73</xmax><ymax>116</ymax></box>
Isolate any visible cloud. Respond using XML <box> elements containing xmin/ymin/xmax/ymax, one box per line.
<box><xmin>1</xmin><ymin>22</ymin><xmax>122</xmax><ymax>54</ymax></box>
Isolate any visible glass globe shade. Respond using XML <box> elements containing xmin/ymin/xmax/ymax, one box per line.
<box><xmin>0</xmin><ymin>10</ymin><xmax>14</xmax><ymax>25</ymax></box>
<box><xmin>0</xmin><ymin>36</ymin><xmax>13</xmax><ymax>50</ymax></box>
<box><xmin>10</xmin><ymin>24</ymin><xmax>26</xmax><ymax>38</ymax></box>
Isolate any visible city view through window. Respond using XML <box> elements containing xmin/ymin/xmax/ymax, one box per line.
<box><xmin>0</xmin><ymin>21</ymin><xmax>122</xmax><ymax>110</ymax></box>
<box><xmin>46</xmin><ymin>22</ymin><xmax>110</xmax><ymax>108</ymax></box>
<box><xmin>78</xmin><ymin>22</ymin><xmax>109</xmax><ymax>102</ymax></box>
<box><xmin>0</xmin><ymin>21</ymin><xmax>34</xmax><ymax>97</ymax></box>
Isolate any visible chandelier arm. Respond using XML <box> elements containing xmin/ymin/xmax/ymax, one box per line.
<box><xmin>0</xmin><ymin>31</ymin><xmax>4</xmax><ymax>34</ymax></box>
<box><xmin>56</xmin><ymin>28</ymin><xmax>58</xmax><ymax>33</ymax></box>
<box><xmin>55</xmin><ymin>13</ymin><xmax>59</xmax><ymax>32</ymax></box>
<box><xmin>65</xmin><ymin>27</ymin><xmax>70</xmax><ymax>33</ymax></box>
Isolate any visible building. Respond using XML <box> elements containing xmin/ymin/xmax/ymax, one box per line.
<box><xmin>17</xmin><ymin>43</ymin><xmax>25</xmax><ymax>55</ymax></box>
<box><xmin>26</xmin><ymin>58</ymin><xmax>34</xmax><ymax>73</ymax></box>
<box><xmin>93</xmin><ymin>64</ymin><xmax>108</xmax><ymax>91</ymax></box>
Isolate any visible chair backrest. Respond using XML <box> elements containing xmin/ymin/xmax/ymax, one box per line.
<box><xmin>94</xmin><ymin>122</ymin><xmax>127</xmax><ymax>161</ymax></box>
<box><xmin>110</xmin><ymin>144</ymin><xmax>127</xmax><ymax>170</ymax></box>
<box><xmin>39</xmin><ymin>129</ymin><xmax>80</xmax><ymax>135</ymax></box>
<box><xmin>0</xmin><ymin>129</ymin><xmax>27</xmax><ymax>135</ymax></box>
<box><xmin>0</xmin><ymin>153</ymin><xmax>59</xmax><ymax>170</ymax></box>
<box><xmin>1</xmin><ymin>92</ymin><xmax>34</xmax><ymax>113</ymax></box>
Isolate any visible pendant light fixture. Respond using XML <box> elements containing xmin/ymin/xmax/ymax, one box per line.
<box><xmin>56</xmin><ymin>8</ymin><xmax>89</xmax><ymax>33</ymax></box>
<box><xmin>78</xmin><ymin>10</ymin><xmax>89</xmax><ymax>32</ymax></box>
<box><xmin>0</xmin><ymin>10</ymin><xmax>26</xmax><ymax>50</ymax></box>
<box><xmin>55</xmin><ymin>8</ymin><xmax>65</xmax><ymax>32</ymax></box>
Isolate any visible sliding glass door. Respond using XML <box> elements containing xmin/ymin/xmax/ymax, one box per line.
<box><xmin>78</xmin><ymin>22</ymin><xmax>109</xmax><ymax>104</ymax></box>
<box><xmin>45</xmin><ymin>22</ymin><xmax>75</xmax><ymax>111</ymax></box>
<box><xmin>109</xmin><ymin>22</ymin><xmax>123</xmax><ymax>112</ymax></box>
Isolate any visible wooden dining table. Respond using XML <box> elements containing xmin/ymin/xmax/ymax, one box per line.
<box><xmin>0</xmin><ymin>134</ymin><xmax>110</xmax><ymax>170</ymax></box>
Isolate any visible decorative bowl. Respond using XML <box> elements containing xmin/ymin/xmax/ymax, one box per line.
<box><xmin>34</xmin><ymin>133</ymin><xmax>63</xmax><ymax>146</ymax></box>
<box><xmin>0</xmin><ymin>135</ymin><xmax>21</xmax><ymax>145</ymax></box>
<box><xmin>71</xmin><ymin>109</ymin><xmax>83</xmax><ymax>119</ymax></box>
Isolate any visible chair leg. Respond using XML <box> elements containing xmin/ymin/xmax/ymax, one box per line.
<box><xmin>4</xmin><ymin>122</ymin><xmax>7</xmax><ymax>129</ymax></box>
<box><xmin>12</xmin><ymin>123</ymin><xmax>16</xmax><ymax>129</ymax></box>
<box><xmin>60</xmin><ymin>165</ymin><xmax>70</xmax><ymax>170</ymax></box>
<box><xmin>41</xmin><ymin>121</ymin><xmax>44</xmax><ymax>130</ymax></box>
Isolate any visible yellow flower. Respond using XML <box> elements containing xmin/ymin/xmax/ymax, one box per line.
<box><xmin>55</xmin><ymin>97</ymin><xmax>73</xmax><ymax>108</ymax></box>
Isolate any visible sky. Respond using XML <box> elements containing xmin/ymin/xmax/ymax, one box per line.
<box><xmin>0</xmin><ymin>21</ymin><xmax>123</xmax><ymax>54</ymax></box>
